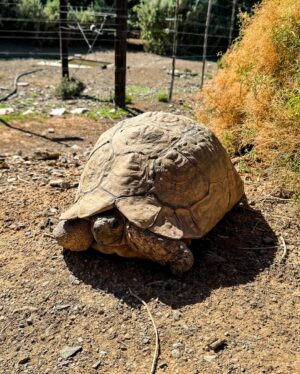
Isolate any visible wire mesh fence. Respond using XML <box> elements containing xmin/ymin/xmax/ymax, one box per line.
<box><xmin>0</xmin><ymin>1</ymin><xmax>253</xmax><ymax>107</ymax></box>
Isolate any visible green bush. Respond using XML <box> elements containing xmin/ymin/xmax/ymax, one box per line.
<box><xmin>134</xmin><ymin>0</ymin><xmax>256</xmax><ymax>56</ymax></box>
<box><xmin>157</xmin><ymin>90</ymin><xmax>169</xmax><ymax>102</ymax></box>
<box><xmin>16</xmin><ymin>0</ymin><xmax>45</xmax><ymax>31</ymax></box>
<box><xmin>134</xmin><ymin>0</ymin><xmax>174</xmax><ymax>54</ymax></box>
<box><xmin>69</xmin><ymin>6</ymin><xmax>97</xmax><ymax>24</ymax></box>
<box><xmin>43</xmin><ymin>0</ymin><xmax>59</xmax><ymax>22</ymax></box>
<box><xmin>54</xmin><ymin>77</ymin><xmax>86</xmax><ymax>99</ymax></box>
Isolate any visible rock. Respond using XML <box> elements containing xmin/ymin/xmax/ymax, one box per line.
<box><xmin>59</xmin><ymin>346</ymin><xmax>82</xmax><ymax>359</ymax></box>
<box><xmin>0</xmin><ymin>107</ymin><xmax>14</xmax><ymax>115</ymax></box>
<box><xmin>59</xmin><ymin>360</ymin><xmax>70</xmax><ymax>367</ymax></box>
<box><xmin>23</xmin><ymin>109</ymin><xmax>35</xmax><ymax>115</ymax></box>
<box><xmin>92</xmin><ymin>360</ymin><xmax>102</xmax><ymax>369</ymax></box>
<box><xmin>207</xmin><ymin>338</ymin><xmax>227</xmax><ymax>352</ymax></box>
<box><xmin>34</xmin><ymin>151</ymin><xmax>60</xmax><ymax>161</ymax></box>
<box><xmin>71</xmin><ymin>144</ymin><xmax>81</xmax><ymax>153</ymax></box>
<box><xmin>40</xmin><ymin>217</ymin><xmax>55</xmax><ymax>229</ymax></box>
<box><xmin>19</xmin><ymin>356</ymin><xmax>30</xmax><ymax>364</ymax></box>
<box><xmin>171</xmin><ymin>349</ymin><xmax>181</xmax><ymax>358</ymax></box>
<box><xmin>172</xmin><ymin>310</ymin><xmax>181</xmax><ymax>321</ymax></box>
<box><xmin>11</xmin><ymin>155</ymin><xmax>23</xmax><ymax>162</ymax></box>
<box><xmin>172</xmin><ymin>342</ymin><xmax>183</xmax><ymax>349</ymax></box>
<box><xmin>50</xmin><ymin>108</ymin><xmax>66</xmax><ymax>116</ymax></box>
<box><xmin>69</xmin><ymin>274</ymin><xmax>80</xmax><ymax>285</ymax></box>
<box><xmin>49</xmin><ymin>179</ymin><xmax>70</xmax><ymax>189</ymax></box>
<box><xmin>55</xmin><ymin>304</ymin><xmax>71</xmax><ymax>311</ymax></box>
<box><xmin>47</xmin><ymin>128</ymin><xmax>55</xmax><ymax>133</ymax></box>
<box><xmin>70</xmin><ymin>108</ymin><xmax>89</xmax><ymax>114</ymax></box>
<box><xmin>203</xmin><ymin>354</ymin><xmax>216</xmax><ymax>363</ymax></box>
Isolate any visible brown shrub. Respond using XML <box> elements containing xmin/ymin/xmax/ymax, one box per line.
<box><xmin>196</xmin><ymin>0</ymin><xmax>300</xmax><ymax>197</ymax></box>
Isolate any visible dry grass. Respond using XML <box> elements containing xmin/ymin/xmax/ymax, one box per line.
<box><xmin>196</xmin><ymin>0</ymin><xmax>300</xmax><ymax>198</ymax></box>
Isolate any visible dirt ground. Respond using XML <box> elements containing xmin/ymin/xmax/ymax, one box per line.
<box><xmin>0</xmin><ymin>48</ymin><xmax>212</xmax><ymax>116</ymax></box>
<box><xmin>0</xmin><ymin>52</ymin><xmax>299</xmax><ymax>374</ymax></box>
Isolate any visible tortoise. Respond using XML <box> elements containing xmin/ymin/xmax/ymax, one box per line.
<box><xmin>53</xmin><ymin>111</ymin><xmax>244</xmax><ymax>273</ymax></box>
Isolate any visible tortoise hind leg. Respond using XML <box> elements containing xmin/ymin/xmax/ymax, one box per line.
<box><xmin>126</xmin><ymin>223</ymin><xmax>194</xmax><ymax>273</ymax></box>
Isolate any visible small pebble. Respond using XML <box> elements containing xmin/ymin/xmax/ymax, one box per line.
<box><xmin>173</xmin><ymin>310</ymin><xmax>181</xmax><ymax>321</ymax></box>
<box><xmin>59</xmin><ymin>346</ymin><xmax>82</xmax><ymax>359</ymax></box>
<box><xmin>92</xmin><ymin>360</ymin><xmax>102</xmax><ymax>369</ymax></box>
<box><xmin>203</xmin><ymin>354</ymin><xmax>216</xmax><ymax>363</ymax></box>
<box><xmin>171</xmin><ymin>349</ymin><xmax>181</xmax><ymax>358</ymax></box>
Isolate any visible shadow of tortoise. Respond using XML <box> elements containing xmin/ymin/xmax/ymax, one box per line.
<box><xmin>64</xmin><ymin>201</ymin><xmax>277</xmax><ymax>308</ymax></box>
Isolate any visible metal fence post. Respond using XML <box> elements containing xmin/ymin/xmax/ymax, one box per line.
<box><xmin>200</xmin><ymin>0</ymin><xmax>212</xmax><ymax>89</ymax></box>
<box><xmin>115</xmin><ymin>0</ymin><xmax>128</xmax><ymax>108</ymax></box>
<box><xmin>59</xmin><ymin>0</ymin><xmax>69</xmax><ymax>78</ymax></box>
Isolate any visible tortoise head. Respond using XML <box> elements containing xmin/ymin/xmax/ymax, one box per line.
<box><xmin>92</xmin><ymin>210</ymin><xmax>125</xmax><ymax>246</ymax></box>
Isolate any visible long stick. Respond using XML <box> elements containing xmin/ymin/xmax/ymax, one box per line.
<box><xmin>168</xmin><ymin>0</ymin><xmax>180</xmax><ymax>102</ymax></box>
<box><xmin>59</xmin><ymin>0</ymin><xmax>69</xmax><ymax>78</ymax></box>
<box><xmin>200</xmin><ymin>0</ymin><xmax>212</xmax><ymax>89</ymax></box>
<box><xmin>280</xmin><ymin>235</ymin><xmax>287</xmax><ymax>262</ymax></box>
<box><xmin>115</xmin><ymin>0</ymin><xmax>128</xmax><ymax>108</ymax></box>
<box><xmin>228</xmin><ymin>0</ymin><xmax>237</xmax><ymax>48</ymax></box>
<box><xmin>129</xmin><ymin>289</ymin><xmax>160</xmax><ymax>374</ymax></box>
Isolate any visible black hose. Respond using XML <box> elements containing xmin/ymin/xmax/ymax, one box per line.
<box><xmin>0</xmin><ymin>68</ymin><xmax>43</xmax><ymax>102</ymax></box>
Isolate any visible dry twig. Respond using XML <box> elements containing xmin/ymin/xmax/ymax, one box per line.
<box><xmin>17</xmin><ymin>175</ymin><xmax>30</xmax><ymax>184</ymax></box>
<box><xmin>129</xmin><ymin>288</ymin><xmax>160</xmax><ymax>374</ymax></box>
<box><xmin>280</xmin><ymin>235</ymin><xmax>287</xmax><ymax>262</ymax></box>
<box><xmin>0</xmin><ymin>323</ymin><xmax>9</xmax><ymax>335</ymax></box>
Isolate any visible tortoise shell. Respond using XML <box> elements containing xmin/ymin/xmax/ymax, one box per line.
<box><xmin>61</xmin><ymin>112</ymin><xmax>244</xmax><ymax>239</ymax></box>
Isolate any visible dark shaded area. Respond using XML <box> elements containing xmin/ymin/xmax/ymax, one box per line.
<box><xmin>51</xmin><ymin>136</ymin><xmax>84</xmax><ymax>142</ymax></box>
<box><xmin>126</xmin><ymin>107</ymin><xmax>144</xmax><ymax>116</ymax></box>
<box><xmin>0</xmin><ymin>41</ymin><xmax>114</xmax><ymax>61</ymax></box>
<box><xmin>0</xmin><ymin>119</ymin><xmax>84</xmax><ymax>147</ymax></box>
<box><xmin>64</xmin><ymin>201</ymin><xmax>277</xmax><ymax>308</ymax></box>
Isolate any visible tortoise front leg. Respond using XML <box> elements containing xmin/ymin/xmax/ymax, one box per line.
<box><xmin>53</xmin><ymin>219</ymin><xmax>93</xmax><ymax>251</ymax></box>
<box><xmin>126</xmin><ymin>223</ymin><xmax>194</xmax><ymax>273</ymax></box>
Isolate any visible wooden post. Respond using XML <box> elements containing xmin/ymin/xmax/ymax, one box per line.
<box><xmin>168</xmin><ymin>0</ymin><xmax>180</xmax><ymax>103</ymax></box>
<box><xmin>59</xmin><ymin>0</ymin><xmax>69</xmax><ymax>78</ymax></box>
<box><xmin>200</xmin><ymin>0</ymin><xmax>212</xmax><ymax>89</ymax></box>
<box><xmin>115</xmin><ymin>0</ymin><xmax>128</xmax><ymax>108</ymax></box>
<box><xmin>228</xmin><ymin>0</ymin><xmax>237</xmax><ymax>48</ymax></box>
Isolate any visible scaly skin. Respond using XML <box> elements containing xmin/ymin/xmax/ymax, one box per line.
<box><xmin>125</xmin><ymin>222</ymin><xmax>194</xmax><ymax>273</ymax></box>
<box><xmin>53</xmin><ymin>213</ymin><xmax>194</xmax><ymax>273</ymax></box>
